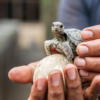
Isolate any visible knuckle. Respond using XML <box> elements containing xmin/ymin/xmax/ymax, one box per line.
<box><xmin>49</xmin><ymin>90</ymin><xmax>63</xmax><ymax>98</ymax></box>
<box><xmin>68</xmin><ymin>82</ymin><xmax>80</xmax><ymax>90</ymax></box>
<box><xmin>33</xmin><ymin>94</ymin><xmax>43</xmax><ymax>100</ymax></box>
<box><xmin>34</xmin><ymin>96</ymin><xmax>40</xmax><ymax>100</ymax></box>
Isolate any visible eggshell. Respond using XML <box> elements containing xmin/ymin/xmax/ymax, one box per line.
<box><xmin>33</xmin><ymin>54</ymin><xmax>73</xmax><ymax>83</ymax></box>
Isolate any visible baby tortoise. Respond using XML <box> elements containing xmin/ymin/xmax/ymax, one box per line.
<box><xmin>44</xmin><ymin>22</ymin><xmax>83</xmax><ymax>62</ymax></box>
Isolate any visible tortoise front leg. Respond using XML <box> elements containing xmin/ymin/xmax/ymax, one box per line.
<box><xmin>53</xmin><ymin>42</ymin><xmax>64</xmax><ymax>54</ymax></box>
<box><xmin>44</xmin><ymin>40</ymin><xmax>53</xmax><ymax>55</ymax></box>
<box><xmin>62</xmin><ymin>42</ymin><xmax>73</xmax><ymax>62</ymax></box>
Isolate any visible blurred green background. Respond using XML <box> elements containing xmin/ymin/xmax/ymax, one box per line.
<box><xmin>0</xmin><ymin>0</ymin><xmax>59</xmax><ymax>100</ymax></box>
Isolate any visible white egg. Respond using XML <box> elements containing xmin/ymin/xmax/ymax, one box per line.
<box><xmin>33</xmin><ymin>54</ymin><xmax>73</xmax><ymax>84</ymax></box>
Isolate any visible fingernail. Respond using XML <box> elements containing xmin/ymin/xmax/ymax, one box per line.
<box><xmin>37</xmin><ymin>79</ymin><xmax>45</xmax><ymax>90</ymax></box>
<box><xmin>78</xmin><ymin>46</ymin><xmax>89</xmax><ymax>55</ymax></box>
<box><xmin>80</xmin><ymin>70</ymin><xmax>89</xmax><ymax>76</ymax></box>
<box><xmin>82</xmin><ymin>31</ymin><xmax>93</xmax><ymax>40</ymax></box>
<box><xmin>67</xmin><ymin>68</ymin><xmax>76</xmax><ymax>80</ymax></box>
<box><xmin>51</xmin><ymin>73</ymin><xmax>61</xmax><ymax>86</ymax></box>
<box><xmin>75</xmin><ymin>58</ymin><xmax>85</xmax><ymax>67</ymax></box>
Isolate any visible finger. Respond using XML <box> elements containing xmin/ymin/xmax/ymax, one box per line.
<box><xmin>63</xmin><ymin>64</ymin><xmax>83</xmax><ymax>100</ymax></box>
<box><xmin>51</xmin><ymin>46</ymin><xmax>61</xmax><ymax>54</ymax></box>
<box><xmin>81</xmin><ymin>25</ymin><xmax>100</xmax><ymax>41</ymax></box>
<box><xmin>8</xmin><ymin>61</ymin><xmax>39</xmax><ymax>84</ymax></box>
<box><xmin>48</xmin><ymin>70</ymin><xmax>65</xmax><ymax>100</ymax></box>
<box><xmin>84</xmin><ymin>75</ymin><xmax>100</xmax><ymax>100</ymax></box>
<box><xmin>79</xmin><ymin>70</ymin><xmax>100</xmax><ymax>83</ymax></box>
<box><xmin>76</xmin><ymin>39</ymin><xmax>100</xmax><ymax>56</ymax></box>
<box><xmin>28</xmin><ymin>76</ymin><xmax>48</xmax><ymax>100</ymax></box>
<box><xmin>74</xmin><ymin>56</ymin><xmax>100</xmax><ymax>72</ymax></box>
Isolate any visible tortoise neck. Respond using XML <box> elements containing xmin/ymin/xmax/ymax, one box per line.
<box><xmin>54</xmin><ymin>33</ymin><xmax>66</xmax><ymax>42</ymax></box>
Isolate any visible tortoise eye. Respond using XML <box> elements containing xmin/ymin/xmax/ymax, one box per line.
<box><xmin>60</xmin><ymin>25</ymin><xmax>63</xmax><ymax>28</ymax></box>
<box><xmin>52</xmin><ymin>24</ymin><xmax>54</xmax><ymax>27</ymax></box>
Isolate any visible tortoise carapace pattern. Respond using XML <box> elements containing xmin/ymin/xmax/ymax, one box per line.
<box><xmin>44</xmin><ymin>22</ymin><xmax>83</xmax><ymax>61</ymax></box>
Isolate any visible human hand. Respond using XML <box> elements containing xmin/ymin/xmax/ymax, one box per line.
<box><xmin>8</xmin><ymin>61</ymin><xmax>40</xmax><ymax>84</ymax></box>
<box><xmin>27</xmin><ymin>64</ymin><xmax>83</xmax><ymax>100</ymax></box>
<box><xmin>8</xmin><ymin>52</ymin><xmax>100</xmax><ymax>100</ymax></box>
<box><xmin>74</xmin><ymin>25</ymin><xmax>100</xmax><ymax>83</ymax></box>
<box><xmin>27</xmin><ymin>64</ymin><xmax>100</xmax><ymax>100</ymax></box>
<box><xmin>8</xmin><ymin>47</ymin><xmax>59</xmax><ymax>84</ymax></box>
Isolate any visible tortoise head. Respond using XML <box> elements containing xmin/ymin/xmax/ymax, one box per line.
<box><xmin>52</xmin><ymin>22</ymin><xmax>64</xmax><ymax>36</ymax></box>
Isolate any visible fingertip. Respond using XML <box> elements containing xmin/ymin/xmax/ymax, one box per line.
<box><xmin>81</xmin><ymin>30</ymin><xmax>93</xmax><ymax>40</ymax></box>
<box><xmin>29</xmin><ymin>76</ymin><xmax>48</xmax><ymax>100</ymax></box>
<box><xmin>74</xmin><ymin>57</ymin><xmax>85</xmax><ymax>68</ymax></box>
<box><xmin>64</xmin><ymin>64</ymin><xmax>83</xmax><ymax>100</ymax></box>
<box><xmin>79</xmin><ymin>70</ymin><xmax>89</xmax><ymax>77</ymax></box>
<box><xmin>48</xmin><ymin>69</ymin><xmax>62</xmax><ymax>81</ymax></box>
<box><xmin>64</xmin><ymin>64</ymin><xmax>77</xmax><ymax>71</ymax></box>
<box><xmin>82</xmin><ymin>25</ymin><xmax>100</xmax><ymax>41</ymax></box>
<box><xmin>64</xmin><ymin>64</ymin><xmax>78</xmax><ymax>81</ymax></box>
<box><xmin>48</xmin><ymin>69</ymin><xmax>62</xmax><ymax>80</ymax></box>
<box><xmin>8</xmin><ymin>67</ymin><xmax>18</xmax><ymax>82</ymax></box>
<box><xmin>49</xmin><ymin>69</ymin><xmax>62</xmax><ymax>76</ymax></box>
<box><xmin>93</xmin><ymin>75</ymin><xmax>100</xmax><ymax>85</ymax></box>
<box><xmin>48</xmin><ymin>69</ymin><xmax>63</xmax><ymax>86</ymax></box>
<box><xmin>35</xmin><ymin>76</ymin><xmax>48</xmax><ymax>91</ymax></box>
<box><xmin>8</xmin><ymin>66</ymin><xmax>33</xmax><ymax>84</ymax></box>
<box><xmin>36</xmin><ymin>76</ymin><xmax>48</xmax><ymax>83</ymax></box>
<box><xmin>47</xmin><ymin>69</ymin><xmax>65</xmax><ymax>100</ymax></box>
<box><xmin>76</xmin><ymin>44</ymin><xmax>89</xmax><ymax>56</ymax></box>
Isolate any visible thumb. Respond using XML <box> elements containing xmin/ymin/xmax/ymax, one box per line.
<box><xmin>8</xmin><ymin>61</ymin><xmax>39</xmax><ymax>84</ymax></box>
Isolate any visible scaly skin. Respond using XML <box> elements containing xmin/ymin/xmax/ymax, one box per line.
<box><xmin>44</xmin><ymin>22</ymin><xmax>82</xmax><ymax>62</ymax></box>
